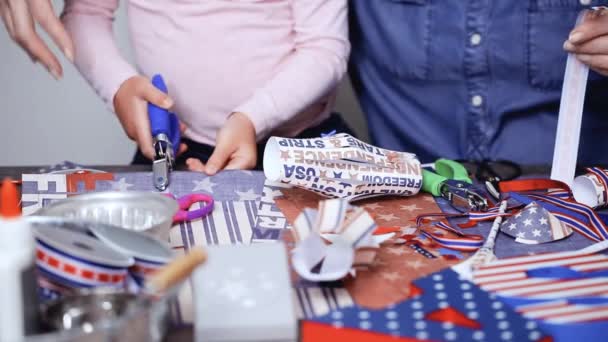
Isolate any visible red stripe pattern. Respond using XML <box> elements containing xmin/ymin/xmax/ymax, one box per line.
<box><xmin>36</xmin><ymin>245</ymin><xmax>127</xmax><ymax>287</ymax></box>
<box><xmin>472</xmin><ymin>247</ymin><xmax>608</xmax><ymax>324</ymax></box>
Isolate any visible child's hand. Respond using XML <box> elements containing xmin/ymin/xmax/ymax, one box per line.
<box><xmin>187</xmin><ymin>112</ymin><xmax>257</xmax><ymax>175</ymax></box>
<box><xmin>114</xmin><ymin>75</ymin><xmax>187</xmax><ymax>159</ymax></box>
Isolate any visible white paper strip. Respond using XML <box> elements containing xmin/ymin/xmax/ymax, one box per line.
<box><xmin>550</xmin><ymin>10</ymin><xmax>590</xmax><ymax>186</ymax></box>
<box><xmin>291</xmin><ymin>199</ymin><xmax>378</xmax><ymax>282</ymax></box>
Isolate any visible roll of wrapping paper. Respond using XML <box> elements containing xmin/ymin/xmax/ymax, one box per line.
<box><xmin>573</xmin><ymin>167</ymin><xmax>608</xmax><ymax>209</ymax></box>
<box><xmin>263</xmin><ymin>133</ymin><xmax>422</xmax><ymax>201</ymax></box>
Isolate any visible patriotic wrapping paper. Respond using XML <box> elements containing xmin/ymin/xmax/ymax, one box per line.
<box><xmin>277</xmin><ymin>187</ymin><xmax>461</xmax><ymax>312</ymax></box>
<box><xmin>252</xmin><ymin>179</ymin><xmax>293</xmax><ymax>243</ymax></box>
<box><xmin>263</xmin><ymin>133</ymin><xmax>423</xmax><ymax>201</ymax></box>
<box><xmin>472</xmin><ymin>242</ymin><xmax>608</xmax><ymax>342</ymax></box>
<box><xmin>312</xmin><ymin>268</ymin><xmax>549</xmax><ymax>341</ymax></box>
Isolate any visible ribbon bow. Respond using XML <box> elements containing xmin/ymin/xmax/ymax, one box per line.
<box><xmin>291</xmin><ymin>199</ymin><xmax>382</xmax><ymax>282</ymax></box>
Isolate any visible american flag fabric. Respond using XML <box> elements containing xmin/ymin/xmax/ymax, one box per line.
<box><xmin>313</xmin><ymin>268</ymin><xmax>548</xmax><ymax>341</ymax></box>
<box><xmin>500</xmin><ymin>202</ymin><xmax>573</xmax><ymax>244</ymax></box>
<box><xmin>472</xmin><ymin>243</ymin><xmax>608</xmax><ymax>341</ymax></box>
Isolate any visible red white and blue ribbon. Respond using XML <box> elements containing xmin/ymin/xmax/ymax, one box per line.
<box><xmin>36</xmin><ymin>240</ymin><xmax>128</xmax><ymax>288</ymax></box>
<box><xmin>511</xmin><ymin>192</ymin><xmax>608</xmax><ymax>242</ymax></box>
<box><xmin>419</xmin><ymin>221</ymin><xmax>484</xmax><ymax>252</ymax></box>
<box><xmin>587</xmin><ymin>167</ymin><xmax>608</xmax><ymax>204</ymax></box>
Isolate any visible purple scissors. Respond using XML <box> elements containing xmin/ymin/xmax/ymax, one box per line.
<box><xmin>166</xmin><ymin>193</ymin><xmax>214</xmax><ymax>223</ymax></box>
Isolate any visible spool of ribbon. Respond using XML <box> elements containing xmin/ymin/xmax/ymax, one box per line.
<box><xmin>33</xmin><ymin>225</ymin><xmax>134</xmax><ymax>292</ymax></box>
<box><xmin>263</xmin><ymin>133</ymin><xmax>423</xmax><ymax>201</ymax></box>
<box><xmin>573</xmin><ymin>167</ymin><xmax>608</xmax><ymax>209</ymax></box>
<box><xmin>290</xmin><ymin>199</ymin><xmax>381</xmax><ymax>282</ymax></box>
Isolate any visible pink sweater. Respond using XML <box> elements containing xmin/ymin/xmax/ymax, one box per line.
<box><xmin>62</xmin><ymin>0</ymin><xmax>349</xmax><ymax>145</ymax></box>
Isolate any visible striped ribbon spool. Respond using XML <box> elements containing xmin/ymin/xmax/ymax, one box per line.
<box><xmin>36</xmin><ymin>240</ymin><xmax>129</xmax><ymax>289</ymax></box>
<box><xmin>130</xmin><ymin>258</ymin><xmax>166</xmax><ymax>287</ymax></box>
<box><xmin>573</xmin><ymin>167</ymin><xmax>608</xmax><ymax>209</ymax></box>
<box><xmin>33</xmin><ymin>225</ymin><xmax>133</xmax><ymax>294</ymax></box>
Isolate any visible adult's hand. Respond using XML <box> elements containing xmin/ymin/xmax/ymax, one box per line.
<box><xmin>0</xmin><ymin>0</ymin><xmax>74</xmax><ymax>79</ymax></box>
<box><xmin>564</xmin><ymin>10</ymin><xmax>608</xmax><ymax>76</ymax></box>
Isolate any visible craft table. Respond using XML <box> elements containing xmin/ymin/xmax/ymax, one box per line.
<box><xmin>0</xmin><ymin>164</ymin><xmax>599</xmax><ymax>341</ymax></box>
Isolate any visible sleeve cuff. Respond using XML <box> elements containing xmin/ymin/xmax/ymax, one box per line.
<box><xmin>100</xmin><ymin>67</ymin><xmax>138</xmax><ymax>113</ymax></box>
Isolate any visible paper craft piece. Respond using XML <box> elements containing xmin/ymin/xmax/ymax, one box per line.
<box><xmin>572</xmin><ymin>167</ymin><xmax>608</xmax><ymax>209</ymax></box>
<box><xmin>313</xmin><ymin>268</ymin><xmax>548</xmax><ymax>341</ymax></box>
<box><xmin>472</xmin><ymin>242</ymin><xmax>608</xmax><ymax>341</ymax></box>
<box><xmin>252</xmin><ymin>179</ymin><xmax>292</xmax><ymax>243</ymax></box>
<box><xmin>21</xmin><ymin>174</ymin><xmax>70</xmax><ymax>215</ymax></box>
<box><xmin>500</xmin><ymin>202</ymin><xmax>573</xmax><ymax>244</ymax></box>
<box><xmin>263</xmin><ymin>133</ymin><xmax>422</xmax><ymax>201</ymax></box>
<box><xmin>291</xmin><ymin>199</ymin><xmax>379</xmax><ymax>281</ymax></box>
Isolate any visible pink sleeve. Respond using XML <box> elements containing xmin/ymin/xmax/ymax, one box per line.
<box><xmin>233</xmin><ymin>0</ymin><xmax>350</xmax><ymax>139</ymax></box>
<box><xmin>62</xmin><ymin>0</ymin><xmax>138</xmax><ymax>111</ymax></box>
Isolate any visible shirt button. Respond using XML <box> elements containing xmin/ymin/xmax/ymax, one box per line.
<box><xmin>470</xmin><ymin>33</ymin><xmax>482</xmax><ymax>46</ymax></box>
<box><xmin>471</xmin><ymin>95</ymin><xmax>483</xmax><ymax>107</ymax></box>
<box><xmin>580</xmin><ymin>0</ymin><xmax>591</xmax><ymax>5</ymax></box>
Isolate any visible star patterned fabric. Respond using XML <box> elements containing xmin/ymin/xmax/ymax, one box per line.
<box><xmin>312</xmin><ymin>268</ymin><xmax>549</xmax><ymax>341</ymax></box>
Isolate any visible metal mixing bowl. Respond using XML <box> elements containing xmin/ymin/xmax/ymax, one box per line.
<box><xmin>35</xmin><ymin>192</ymin><xmax>178</xmax><ymax>241</ymax></box>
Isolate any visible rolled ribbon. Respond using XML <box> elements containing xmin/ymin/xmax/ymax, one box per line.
<box><xmin>572</xmin><ymin>167</ymin><xmax>608</xmax><ymax>209</ymax></box>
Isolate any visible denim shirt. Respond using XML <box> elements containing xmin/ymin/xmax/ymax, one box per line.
<box><xmin>349</xmin><ymin>0</ymin><xmax>608</xmax><ymax>165</ymax></box>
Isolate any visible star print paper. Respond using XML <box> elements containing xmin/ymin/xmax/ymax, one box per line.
<box><xmin>192</xmin><ymin>177</ymin><xmax>216</xmax><ymax>193</ymax></box>
<box><xmin>500</xmin><ymin>202</ymin><xmax>573</xmax><ymax>244</ymax></box>
<box><xmin>313</xmin><ymin>268</ymin><xmax>550</xmax><ymax>341</ymax></box>
<box><xmin>276</xmin><ymin>187</ymin><xmax>460</xmax><ymax>310</ymax></box>
<box><xmin>110</xmin><ymin>177</ymin><xmax>134</xmax><ymax>191</ymax></box>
